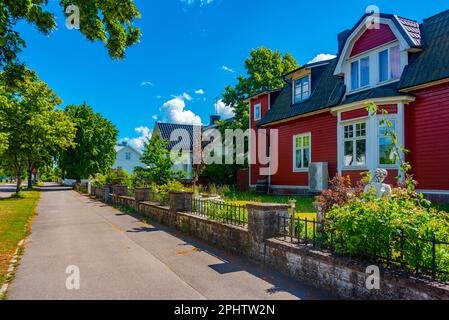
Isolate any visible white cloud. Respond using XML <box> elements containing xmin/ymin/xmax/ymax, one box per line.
<box><xmin>140</xmin><ymin>81</ymin><xmax>153</xmax><ymax>86</ymax></box>
<box><xmin>182</xmin><ymin>92</ymin><xmax>193</xmax><ymax>101</ymax></box>
<box><xmin>308</xmin><ymin>53</ymin><xmax>337</xmax><ymax>64</ymax></box>
<box><xmin>119</xmin><ymin>126</ymin><xmax>152</xmax><ymax>151</ymax></box>
<box><xmin>215</xmin><ymin>99</ymin><xmax>235</xmax><ymax>119</ymax></box>
<box><xmin>221</xmin><ymin>65</ymin><xmax>235</xmax><ymax>73</ymax></box>
<box><xmin>152</xmin><ymin>115</ymin><xmax>158</xmax><ymax>121</ymax></box>
<box><xmin>161</xmin><ymin>97</ymin><xmax>202</xmax><ymax>125</ymax></box>
<box><xmin>195</xmin><ymin>89</ymin><xmax>205</xmax><ymax>95</ymax></box>
<box><xmin>181</xmin><ymin>0</ymin><xmax>214</xmax><ymax>6</ymax></box>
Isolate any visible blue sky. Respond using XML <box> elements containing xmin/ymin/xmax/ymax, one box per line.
<box><xmin>16</xmin><ymin>0</ymin><xmax>448</xmax><ymax>149</ymax></box>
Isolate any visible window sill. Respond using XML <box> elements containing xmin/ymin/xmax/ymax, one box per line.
<box><xmin>341</xmin><ymin>166</ymin><xmax>368</xmax><ymax>171</ymax></box>
<box><xmin>293</xmin><ymin>168</ymin><xmax>309</xmax><ymax>173</ymax></box>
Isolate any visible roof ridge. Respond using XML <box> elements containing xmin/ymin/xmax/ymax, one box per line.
<box><xmin>423</xmin><ymin>9</ymin><xmax>449</xmax><ymax>22</ymax></box>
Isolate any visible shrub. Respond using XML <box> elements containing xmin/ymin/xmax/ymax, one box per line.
<box><xmin>314</xmin><ymin>175</ymin><xmax>366</xmax><ymax>214</ymax></box>
<box><xmin>326</xmin><ymin>189</ymin><xmax>449</xmax><ymax>280</ymax></box>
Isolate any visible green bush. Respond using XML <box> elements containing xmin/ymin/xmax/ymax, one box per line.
<box><xmin>327</xmin><ymin>188</ymin><xmax>449</xmax><ymax>280</ymax></box>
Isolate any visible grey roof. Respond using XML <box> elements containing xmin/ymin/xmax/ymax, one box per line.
<box><xmin>337</xmin><ymin>82</ymin><xmax>403</xmax><ymax>106</ymax></box>
<box><xmin>257</xmin><ymin>59</ymin><xmax>345</xmax><ymax>126</ymax></box>
<box><xmin>155</xmin><ymin>122</ymin><xmax>201</xmax><ymax>151</ymax></box>
<box><xmin>398</xmin><ymin>10</ymin><xmax>449</xmax><ymax>89</ymax></box>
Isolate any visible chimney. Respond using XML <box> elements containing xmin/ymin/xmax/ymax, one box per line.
<box><xmin>337</xmin><ymin>29</ymin><xmax>351</xmax><ymax>53</ymax></box>
<box><xmin>210</xmin><ymin>115</ymin><xmax>221</xmax><ymax>126</ymax></box>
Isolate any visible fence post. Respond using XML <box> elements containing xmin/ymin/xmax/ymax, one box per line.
<box><xmin>169</xmin><ymin>191</ymin><xmax>194</xmax><ymax>213</ymax></box>
<box><xmin>135</xmin><ymin>188</ymin><xmax>150</xmax><ymax>213</ymax></box>
<box><xmin>247</xmin><ymin>203</ymin><xmax>290</xmax><ymax>250</ymax></box>
<box><xmin>104</xmin><ymin>186</ymin><xmax>111</xmax><ymax>204</ymax></box>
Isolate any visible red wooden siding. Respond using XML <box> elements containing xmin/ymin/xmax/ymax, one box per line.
<box><xmin>265</xmin><ymin>112</ymin><xmax>338</xmax><ymax>187</ymax></box>
<box><xmin>406</xmin><ymin>82</ymin><xmax>449</xmax><ymax>190</ymax></box>
<box><xmin>342</xmin><ymin>169</ymin><xmax>398</xmax><ymax>186</ymax></box>
<box><xmin>350</xmin><ymin>24</ymin><xmax>397</xmax><ymax>57</ymax></box>
<box><xmin>250</xmin><ymin>94</ymin><xmax>270</xmax><ymax>185</ymax></box>
<box><xmin>341</xmin><ymin>105</ymin><xmax>398</xmax><ymax>121</ymax></box>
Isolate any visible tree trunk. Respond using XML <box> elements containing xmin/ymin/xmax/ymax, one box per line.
<box><xmin>27</xmin><ymin>161</ymin><xmax>34</xmax><ymax>189</ymax></box>
<box><xmin>16</xmin><ymin>176</ymin><xmax>22</xmax><ymax>194</ymax></box>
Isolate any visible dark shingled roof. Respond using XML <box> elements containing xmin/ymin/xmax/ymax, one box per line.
<box><xmin>155</xmin><ymin>122</ymin><xmax>201</xmax><ymax>151</ymax></box>
<box><xmin>337</xmin><ymin>82</ymin><xmax>403</xmax><ymax>106</ymax></box>
<box><xmin>398</xmin><ymin>10</ymin><xmax>449</xmax><ymax>89</ymax></box>
<box><xmin>256</xmin><ymin>10</ymin><xmax>449</xmax><ymax>126</ymax></box>
<box><xmin>257</xmin><ymin>59</ymin><xmax>345</xmax><ymax>126</ymax></box>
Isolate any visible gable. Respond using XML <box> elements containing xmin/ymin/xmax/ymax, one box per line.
<box><xmin>350</xmin><ymin>24</ymin><xmax>397</xmax><ymax>57</ymax></box>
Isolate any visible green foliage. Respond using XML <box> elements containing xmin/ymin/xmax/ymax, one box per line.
<box><xmin>327</xmin><ymin>189</ymin><xmax>449</xmax><ymax>280</ymax></box>
<box><xmin>0</xmin><ymin>0</ymin><xmax>141</xmax><ymax>68</ymax></box>
<box><xmin>59</xmin><ymin>103</ymin><xmax>118</xmax><ymax>180</ymax></box>
<box><xmin>0</xmin><ymin>69</ymin><xmax>76</xmax><ymax>192</ymax></box>
<box><xmin>136</xmin><ymin>134</ymin><xmax>184</xmax><ymax>185</ymax></box>
<box><xmin>91</xmin><ymin>168</ymin><xmax>129</xmax><ymax>188</ymax></box>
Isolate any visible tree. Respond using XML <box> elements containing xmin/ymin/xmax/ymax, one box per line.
<box><xmin>58</xmin><ymin>103</ymin><xmax>118</xmax><ymax>181</ymax></box>
<box><xmin>135</xmin><ymin>135</ymin><xmax>183</xmax><ymax>186</ymax></box>
<box><xmin>221</xmin><ymin>47</ymin><xmax>299</xmax><ymax>131</ymax></box>
<box><xmin>0</xmin><ymin>0</ymin><xmax>141</xmax><ymax>68</ymax></box>
<box><xmin>0</xmin><ymin>70</ymin><xmax>76</xmax><ymax>192</ymax></box>
<box><xmin>201</xmin><ymin>48</ymin><xmax>299</xmax><ymax>185</ymax></box>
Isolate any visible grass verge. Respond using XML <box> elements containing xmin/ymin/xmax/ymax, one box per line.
<box><xmin>0</xmin><ymin>190</ymin><xmax>40</xmax><ymax>290</ymax></box>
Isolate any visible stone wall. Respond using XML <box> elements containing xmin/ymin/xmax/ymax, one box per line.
<box><xmin>91</xmin><ymin>187</ymin><xmax>449</xmax><ymax>300</ymax></box>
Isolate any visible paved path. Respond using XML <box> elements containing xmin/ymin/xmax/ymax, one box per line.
<box><xmin>0</xmin><ymin>183</ymin><xmax>16</xmax><ymax>199</ymax></box>
<box><xmin>8</xmin><ymin>185</ymin><xmax>334</xmax><ymax>300</ymax></box>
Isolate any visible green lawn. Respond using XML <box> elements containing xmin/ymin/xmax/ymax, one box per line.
<box><xmin>224</xmin><ymin>191</ymin><xmax>317</xmax><ymax>219</ymax></box>
<box><xmin>0</xmin><ymin>190</ymin><xmax>40</xmax><ymax>289</ymax></box>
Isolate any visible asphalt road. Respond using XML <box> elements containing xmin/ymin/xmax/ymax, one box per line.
<box><xmin>8</xmin><ymin>185</ymin><xmax>334</xmax><ymax>300</ymax></box>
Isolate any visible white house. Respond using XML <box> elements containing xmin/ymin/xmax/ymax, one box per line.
<box><xmin>112</xmin><ymin>145</ymin><xmax>146</xmax><ymax>174</ymax></box>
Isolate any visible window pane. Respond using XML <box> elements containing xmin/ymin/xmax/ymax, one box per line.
<box><xmin>296</xmin><ymin>136</ymin><xmax>302</xmax><ymax>149</ymax></box>
<box><xmin>344</xmin><ymin>125</ymin><xmax>353</xmax><ymax>139</ymax></box>
<box><xmin>360</xmin><ymin>57</ymin><xmax>370</xmax><ymax>87</ymax></box>
<box><xmin>351</xmin><ymin>61</ymin><xmax>359</xmax><ymax>90</ymax></box>
<box><xmin>356</xmin><ymin>123</ymin><xmax>366</xmax><ymax>137</ymax></box>
<box><xmin>356</xmin><ymin>139</ymin><xmax>366</xmax><ymax>166</ymax></box>
<box><xmin>303</xmin><ymin>148</ymin><xmax>310</xmax><ymax>168</ymax></box>
<box><xmin>379</xmin><ymin>49</ymin><xmax>389</xmax><ymax>82</ymax></box>
<box><xmin>302</xmin><ymin>77</ymin><xmax>309</xmax><ymax>100</ymax></box>
<box><xmin>344</xmin><ymin>141</ymin><xmax>354</xmax><ymax>166</ymax></box>
<box><xmin>379</xmin><ymin>120</ymin><xmax>396</xmax><ymax>136</ymax></box>
<box><xmin>390</xmin><ymin>45</ymin><xmax>401</xmax><ymax>79</ymax></box>
<box><xmin>295</xmin><ymin>149</ymin><xmax>302</xmax><ymax>169</ymax></box>
<box><xmin>303</xmin><ymin>135</ymin><xmax>310</xmax><ymax>147</ymax></box>
<box><xmin>379</xmin><ymin>137</ymin><xmax>396</xmax><ymax>165</ymax></box>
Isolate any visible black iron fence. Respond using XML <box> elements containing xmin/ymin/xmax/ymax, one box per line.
<box><xmin>277</xmin><ymin>214</ymin><xmax>449</xmax><ymax>283</ymax></box>
<box><xmin>191</xmin><ymin>199</ymin><xmax>248</xmax><ymax>227</ymax></box>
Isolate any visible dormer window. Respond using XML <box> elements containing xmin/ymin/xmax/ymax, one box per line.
<box><xmin>351</xmin><ymin>56</ymin><xmax>370</xmax><ymax>90</ymax></box>
<box><xmin>293</xmin><ymin>76</ymin><xmax>310</xmax><ymax>104</ymax></box>
<box><xmin>379</xmin><ymin>44</ymin><xmax>401</xmax><ymax>82</ymax></box>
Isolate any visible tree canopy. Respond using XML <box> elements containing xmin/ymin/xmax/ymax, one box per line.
<box><xmin>0</xmin><ymin>69</ymin><xmax>76</xmax><ymax>191</ymax></box>
<box><xmin>0</xmin><ymin>0</ymin><xmax>141</xmax><ymax>68</ymax></box>
<box><xmin>58</xmin><ymin>103</ymin><xmax>118</xmax><ymax>181</ymax></box>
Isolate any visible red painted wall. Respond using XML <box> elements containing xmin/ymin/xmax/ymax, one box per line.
<box><xmin>350</xmin><ymin>24</ymin><xmax>397</xmax><ymax>57</ymax></box>
<box><xmin>265</xmin><ymin>112</ymin><xmax>338</xmax><ymax>187</ymax></box>
<box><xmin>406</xmin><ymin>82</ymin><xmax>449</xmax><ymax>190</ymax></box>
<box><xmin>250</xmin><ymin>94</ymin><xmax>270</xmax><ymax>185</ymax></box>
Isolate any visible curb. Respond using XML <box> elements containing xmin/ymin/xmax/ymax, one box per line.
<box><xmin>0</xmin><ymin>239</ymin><xmax>26</xmax><ymax>299</ymax></box>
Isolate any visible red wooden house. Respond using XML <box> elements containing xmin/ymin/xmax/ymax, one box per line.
<box><xmin>248</xmin><ymin>10</ymin><xmax>449</xmax><ymax>202</ymax></box>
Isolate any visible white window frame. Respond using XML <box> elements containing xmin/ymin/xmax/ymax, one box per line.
<box><xmin>293</xmin><ymin>75</ymin><xmax>311</xmax><ymax>104</ymax></box>
<box><xmin>377</xmin><ymin>115</ymin><xmax>399</xmax><ymax>168</ymax></box>
<box><xmin>292</xmin><ymin>133</ymin><xmax>311</xmax><ymax>172</ymax></box>
<box><xmin>342</xmin><ymin>121</ymin><xmax>367</xmax><ymax>169</ymax></box>
<box><xmin>350</xmin><ymin>56</ymin><xmax>370</xmax><ymax>91</ymax></box>
<box><xmin>254</xmin><ymin>103</ymin><xmax>261</xmax><ymax>121</ymax></box>
<box><xmin>125</xmin><ymin>152</ymin><xmax>132</xmax><ymax>160</ymax></box>
<box><xmin>346</xmin><ymin>40</ymin><xmax>405</xmax><ymax>95</ymax></box>
<box><xmin>378</xmin><ymin>44</ymin><xmax>401</xmax><ymax>84</ymax></box>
